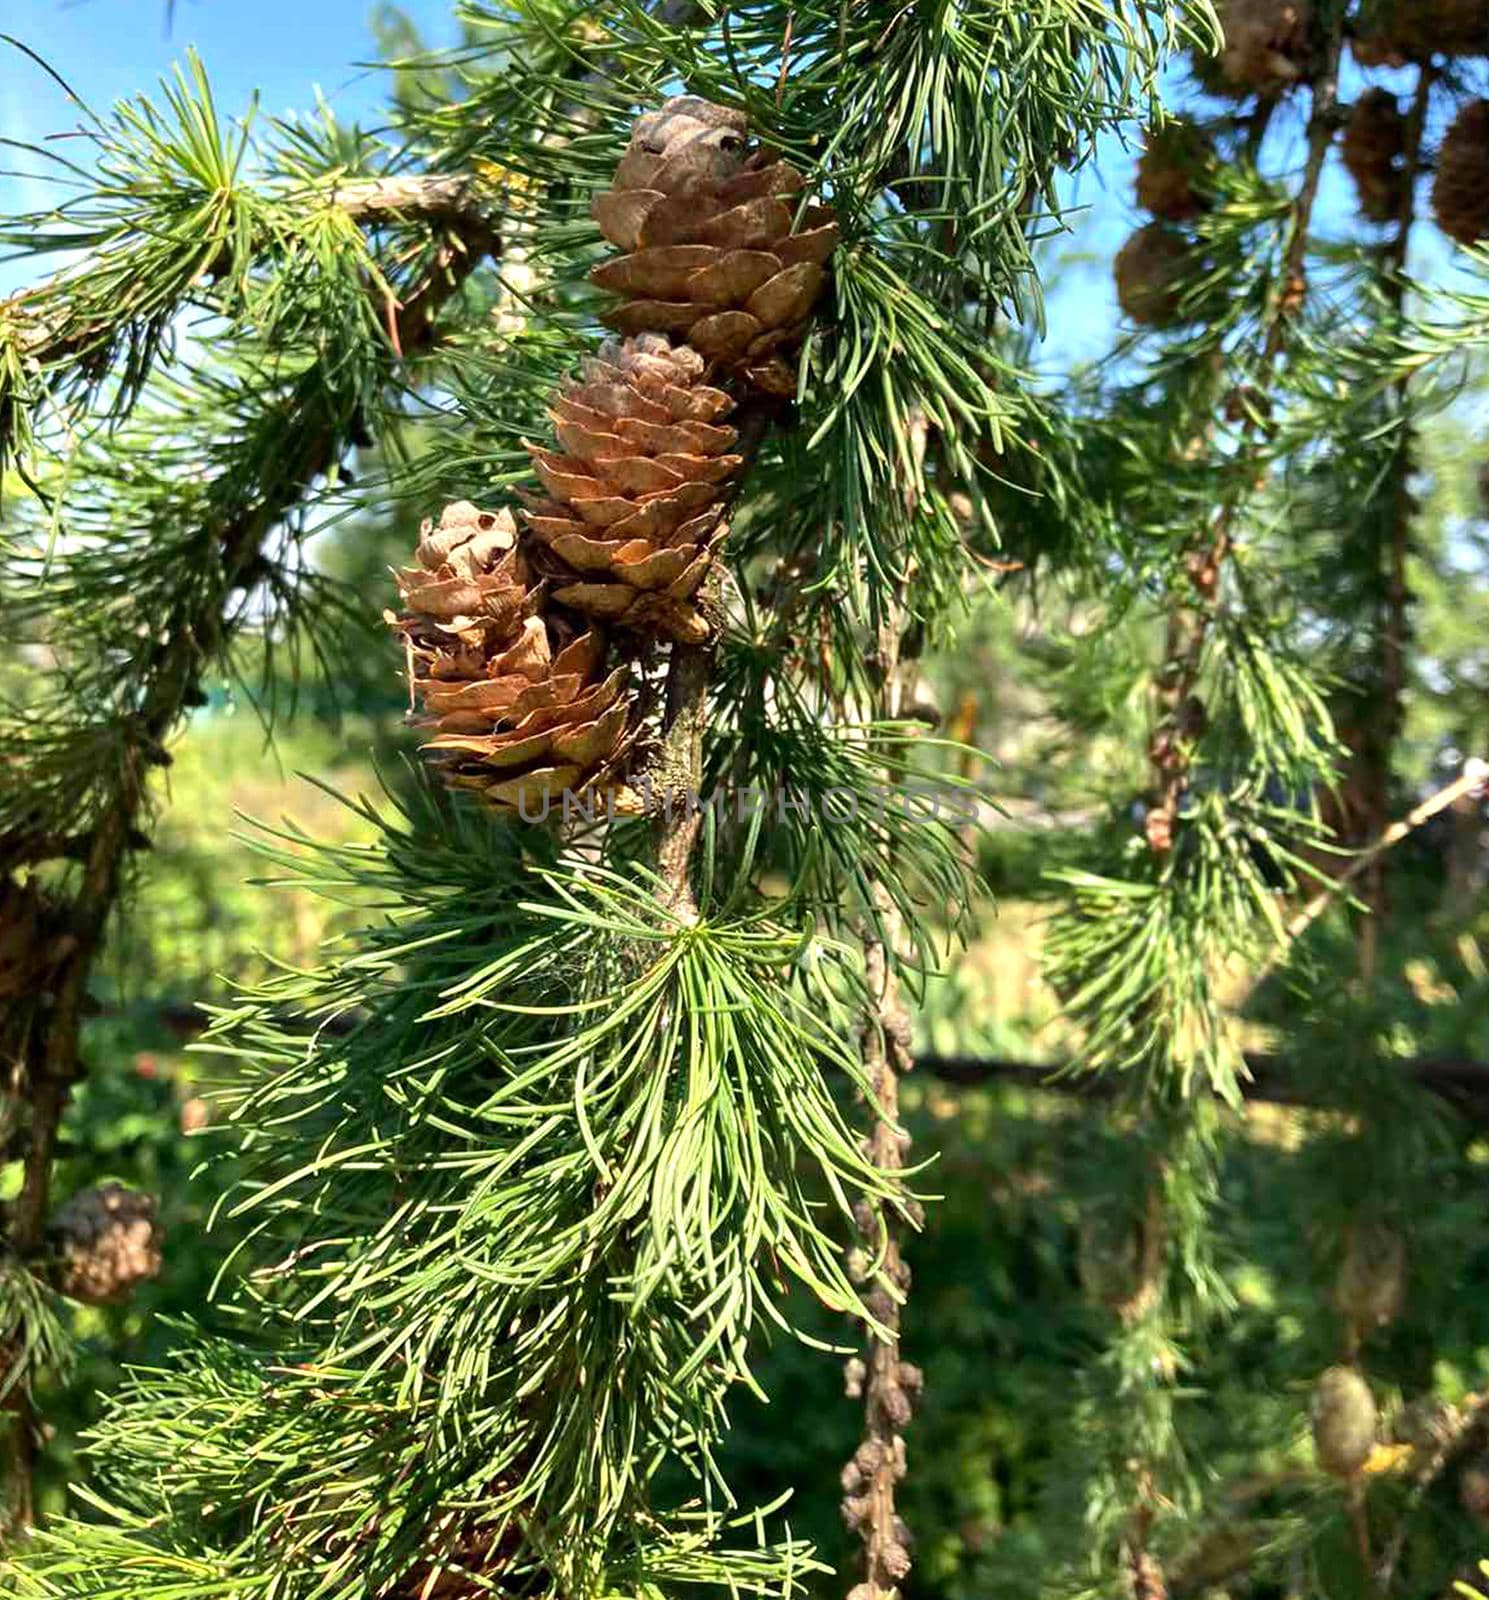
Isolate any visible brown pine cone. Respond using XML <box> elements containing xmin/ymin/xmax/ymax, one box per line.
<box><xmin>1114</xmin><ymin>224</ymin><xmax>1192</xmax><ymax>328</ymax></box>
<box><xmin>1355</xmin><ymin>0</ymin><xmax>1489</xmax><ymax>63</ymax></box>
<box><xmin>49</xmin><ymin>1183</ymin><xmax>161</xmax><ymax>1306</ymax></box>
<box><xmin>1131</xmin><ymin>1551</ymin><xmax>1169</xmax><ymax>1600</ymax></box>
<box><xmin>0</xmin><ymin>877</ymin><xmax>75</xmax><ymax>999</ymax></box>
<box><xmin>389</xmin><ymin>502</ymin><xmax>636</xmax><ymax>815</ymax></box>
<box><xmin>1350</xmin><ymin>34</ymin><xmax>1406</xmax><ymax>69</ymax></box>
<box><xmin>1213</xmin><ymin>0</ymin><xmax>1312</xmax><ymax>90</ymax></box>
<box><xmin>400</xmin><ymin>1525</ymin><xmax>511</xmax><ymax>1598</ymax></box>
<box><xmin>1333</xmin><ymin>1221</ymin><xmax>1406</xmax><ymax>1333</ymax></box>
<box><xmin>1312</xmin><ymin>1365</ymin><xmax>1377</xmax><ymax>1479</ymax></box>
<box><xmin>522</xmin><ymin>333</ymin><xmax>741</xmax><ymax>645</ymax></box>
<box><xmin>1136</xmin><ymin>120</ymin><xmax>1213</xmax><ymax>221</ymax></box>
<box><xmin>590</xmin><ymin>95</ymin><xmax>837</xmax><ymax>396</ymax></box>
<box><xmin>1434</xmin><ymin>100</ymin><xmax>1489</xmax><ymax>246</ymax></box>
<box><xmin>1342</xmin><ymin>89</ymin><xmax>1408</xmax><ymax>224</ymax></box>
<box><xmin>1391</xmin><ymin>1396</ymin><xmax>1462</xmax><ymax>1453</ymax></box>
<box><xmin>1462</xmin><ymin>1458</ymin><xmax>1489</xmax><ymax>1527</ymax></box>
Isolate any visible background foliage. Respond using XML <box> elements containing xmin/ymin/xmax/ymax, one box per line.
<box><xmin>4</xmin><ymin>1</ymin><xmax>1489</xmax><ymax>1598</ymax></box>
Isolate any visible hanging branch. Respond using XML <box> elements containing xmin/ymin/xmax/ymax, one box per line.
<box><xmin>1357</xmin><ymin>60</ymin><xmax>1436</xmax><ymax>976</ymax></box>
<box><xmin>0</xmin><ymin>4</ymin><xmax>1223</xmax><ymax>1590</ymax></box>
<box><xmin>1050</xmin><ymin>19</ymin><xmax>1350</xmax><ymax>1593</ymax></box>
<box><xmin>843</xmin><ymin>883</ymin><xmax>918</xmax><ymax>1600</ymax></box>
<box><xmin>1147</xmin><ymin>31</ymin><xmax>1345</xmax><ymax>854</ymax></box>
<box><xmin>840</xmin><ymin>408</ymin><xmax>929</xmax><ymax>1600</ymax></box>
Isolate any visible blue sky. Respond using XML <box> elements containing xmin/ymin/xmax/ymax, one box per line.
<box><xmin>0</xmin><ymin>0</ymin><xmax>1130</xmax><ymax>361</ymax></box>
<box><xmin>0</xmin><ymin>0</ymin><xmax>454</xmax><ymax>249</ymax></box>
<box><xmin>1</xmin><ymin>0</ymin><xmax>455</xmax><ymax>133</ymax></box>
<box><xmin>0</xmin><ymin>4</ymin><xmax>1472</xmax><ymax>369</ymax></box>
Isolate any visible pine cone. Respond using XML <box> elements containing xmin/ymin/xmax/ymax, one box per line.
<box><xmin>1434</xmin><ymin>100</ymin><xmax>1489</xmax><ymax>246</ymax></box>
<box><xmin>522</xmin><ymin>334</ymin><xmax>741</xmax><ymax>645</ymax></box>
<box><xmin>1076</xmin><ymin>1198</ymin><xmax>1166</xmax><ymax>1323</ymax></box>
<box><xmin>1342</xmin><ymin>90</ymin><xmax>1407</xmax><ymax>225</ymax></box>
<box><xmin>0</xmin><ymin>877</ymin><xmax>74</xmax><ymax>999</ymax></box>
<box><xmin>401</xmin><ymin>1525</ymin><xmax>510</xmax><ymax>1599</ymax></box>
<box><xmin>1462</xmin><ymin>1458</ymin><xmax>1489</xmax><ymax>1527</ymax></box>
<box><xmin>1136</xmin><ymin>120</ymin><xmax>1213</xmax><ymax>222</ymax></box>
<box><xmin>49</xmin><ymin>1183</ymin><xmax>161</xmax><ymax>1306</ymax></box>
<box><xmin>882</xmin><ymin>1542</ymin><xmax>912</xmax><ymax>1581</ymax></box>
<box><xmin>1312</xmin><ymin>1365</ymin><xmax>1377</xmax><ymax>1479</ymax></box>
<box><xmin>1333</xmin><ymin>1221</ymin><xmax>1406</xmax><ymax>1332</ymax></box>
<box><xmin>1355</xmin><ymin>0</ymin><xmax>1489</xmax><ymax>63</ymax></box>
<box><xmin>1114</xmin><ymin>224</ymin><xmax>1192</xmax><ymax>328</ymax></box>
<box><xmin>1131</xmin><ymin>1550</ymin><xmax>1169</xmax><ymax>1600</ymax></box>
<box><xmin>590</xmin><ymin>95</ymin><xmax>837</xmax><ymax>397</ymax></box>
<box><xmin>389</xmin><ymin>502</ymin><xmax>637</xmax><ymax>814</ymax></box>
<box><xmin>1213</xmin><ymin>0</ymin><xmax>1312</xmax><ymax>90</ymax></box>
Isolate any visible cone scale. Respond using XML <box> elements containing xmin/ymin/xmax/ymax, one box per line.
<box><xmin>590</xmin><ymin>97</ymin><xmax>838</xmax><ymax>398</ymax></box>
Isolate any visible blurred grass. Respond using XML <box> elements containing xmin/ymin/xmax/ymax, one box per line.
<box><xmin>106</xmin><ymin>703</ymin><xmax>388</xmax><ymax>1003</ymax></box>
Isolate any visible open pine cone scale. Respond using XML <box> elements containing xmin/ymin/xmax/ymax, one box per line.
<box><xmin>390</xmin><ymin>503</ymin><xmax>638</xmax><ymax>812</ymax></box>
<box><xmin>591</xmin><ymin>95</ymin><xmax>838</xmax><ymax>395</ymax></box>
<box><xmin>519</xmin><ymin>333</ymin><xmax>743</xmax><ymax>645</ymax></box>
<box><xmin>1434</xmin><ymin>100</ymin><xmax>1489</xmax><ymax>247</ymax></box>
<box><xmin>1355</xmin><ymin>0</ymin><xmax>1489</xmax><ymax>64</ymax></box>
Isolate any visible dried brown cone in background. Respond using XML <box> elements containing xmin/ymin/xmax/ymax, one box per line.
<box><xmin>399</xmin><ymin>1524</ymin><xmax>516</xmax><ymax>1598</ymax></box>
<box><xmin>1333</xmin><ymin>1221</ymin><xmax>1406</xmax><ymax>1335</ymax></box>
<box><xmin>1212</xmin><ymin>0</ymin><xmax>1312</xmax><ymax>91</ymax></box>
<box><xmin>1312</xmin><ymin>1365</ymin><xmax>1378</xmax><ymax>1479</ymax></box>
<box><xmin>1462</xmin><ymin>1457</ymin><xmax>1489</xmax><ymax>1527</ymax></box>
<box><xmin>388</xmin><ymin>502</ymin><xmax>636</xmax><ymax>814</ymax></box>
<box><xmin>1136</xmin><ymin>120</ymin><xmax>1214</xmax><ymax>222</ymax></box>
<box><xmin>1342</xmin><ymin>89</ymin><xmax>1408</xmax><ymax>224</ymax></box>
<box><xmin>1390</xmin><ymin>1395</ymin><xmax>1461</xmax><ymax>1455</ymax></box>
<box><xmin>1434</xmin><ymin>99</ymin><xmax>1489</xmax><ymax>246</ymax></box>
<box><xmin>1354</xmin><ymin>0</ymin><xmax>1489</xmax><ymax>65</ymax></box>
<box><xmin>522</xmin><ymin>333</ymin><xmax>742</xmax><ymax>645</ymax></box>
<box><xmin>0</xmin><ymin>876</ymin><xmax>75</xmax><ymax>1000</ymax></box>
<box><xmin>1115</xmin><ymin>224</ymin><xmax>1193</xmax><ymax>328</ymax></box>
<box><xmin>590</xmin><ymin>95</ymin><xmax>838</xmax><ymax>398</ymax></box>
<box><xmin>49</xmin><ymin>1183</ymin><xmax>162</xmax><ymax>1306</ymax></box>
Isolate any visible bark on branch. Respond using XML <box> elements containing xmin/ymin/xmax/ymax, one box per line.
<box><xmin>3</xmin><ymin>172</ymin><xmax>493</xmax><ymax>375</ymax></box>
<box><xmin>918</xmin><ymin>1052</ymin><xmax>1489</xmax><ymax>1123</ymax></box>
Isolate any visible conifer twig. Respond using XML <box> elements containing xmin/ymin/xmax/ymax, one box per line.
<box><xmin>843</xmin><ymin>879</ymin><xmax>917</xmax><ymax>1600</ymax></box>
<box><xmin>3</xmin><ymin>172</ymin><xmax>493</xmax><ymax>378</ymax></box>
<box><xmin>1148</xmin><ymin>29</ymin><xmax>1346</xmax><ymax>852</ymax></box>
<box><xmin>1260</xmin><ymin>761</ymin><xmax>1488</xmax><ymax>991</ymax></box>
<box><xmin>0</xmin><ymin>209</ymin><xmax>492</xmax><ymax>1533</ymax></box>
<box><xmin>651</xmin><ymin>403</ymin><xmax>768</xmax><ymax>911</ymax></box>
<box><xmin>918</xmin><ymin>1049</ymin><xmax>1489</xmax><ymax>1119</ymax></box>
<box><xmin>654</xmin><ymin>639</ymin><xmax>713</xmax><ymax>914</ymax></box>
<box><xmin>1118</xmin><ymin>24</ymin><xmax>1348</xmax><ymax>1586</ymax></box>
<box><xmin>842</xmin><ymin>413</ymin><xmax>927</xmax><ymax>1600</ymax></box>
